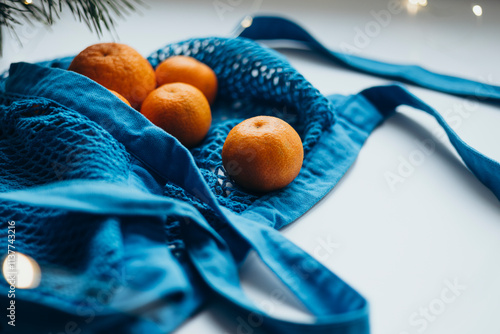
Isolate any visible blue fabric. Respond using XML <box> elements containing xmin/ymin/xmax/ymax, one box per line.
<box><xmin>360</xmin><ymin>85</ymin><xmax>500</xmax><ymax>200</ymax></box>
<box><xmin>0</xmin><ymin>16</ymin><xmax>499</xmax><ymax>334</ymax></box>
<box><xmin>0</xmin><ymin>37</ymin><xmax>375</xmax><ymax>333</ymax></box>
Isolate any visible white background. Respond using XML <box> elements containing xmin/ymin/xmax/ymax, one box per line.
<box><xmin>2</xmin><ymin>0</ymin><xmax>500</xmax><ymax>333</ymax></box>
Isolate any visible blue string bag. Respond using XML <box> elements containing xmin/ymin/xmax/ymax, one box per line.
<box><xmin>0</xmin><ymin>15</ymin><xmax>499</xmax><ymax>334</ymax></box>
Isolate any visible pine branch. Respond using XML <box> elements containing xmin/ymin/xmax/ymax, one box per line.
<box><xmin>0</xmin><ymin>0</ymin><xmax>143</xmax><ymax>56</ymax></box>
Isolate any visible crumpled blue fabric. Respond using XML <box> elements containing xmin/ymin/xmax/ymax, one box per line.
<box><xmin>0</xmin><ymin>36</ymin><xmax>374</xmax><ymax>334</ymax></box>
<box><xmin>1</xmin><ymin>16</ymin><xmax>499</xmax><ymax>334</ymax></box>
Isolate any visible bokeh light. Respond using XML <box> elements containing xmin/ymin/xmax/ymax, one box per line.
<box><xmin>241</xmin><ymin>16</ymin><xmax>253</xmax><ymax>29</ymax></box>
<box><xmin>407</xmin><ymin>0</ymin><xmax>428</xmax><ymax>15</ymax></box>
<box><xmin>472</xmin><ymin>5</ymin><xmax>483</xmax><ymax>17</ymax></box>
<box><xmin>3</xmin><ymin>252</ymin><xmax>41</xmax><ymax>289</ymax></box>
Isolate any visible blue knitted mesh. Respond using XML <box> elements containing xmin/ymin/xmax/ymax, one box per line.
<box><xmin>0</xmin><ymin>97</ymin><xmax>131</xmax><ymax>192</ymax></box>
<box><xmin>0</xmin><ymin>96</ymin><xmax>131</xmax><ymax>308</ymax></box>
<box><xmin>148</xmin><ymin>37</ymin><xmax>334</xmax><ymax>153</ymax></box>
<box><xmin>148</xmin><ymin>37</ymin><xmax>335</xmax><ymax>219</ymax></box>
<box><xmin>0</xmin><ymin>37</ymin><xmax>335</xmax><ymax>311</ymax></box>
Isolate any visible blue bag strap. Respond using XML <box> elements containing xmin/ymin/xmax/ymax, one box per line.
<box><xmin>238</xmin><ymin>15</ymin><xmax>500</xmax><ymax>200</ymax></box>
<box><xmin>360</xmin><ymin>84</ymin><xmax>500</xmax><ymax>199</ymax></box>
<box><xmin>237</xmin><ymin>16</ymin><xmax>500</xmax><ymax>101</ymax></box>
<box><xmin>0</xmin><ymin>181</ymin><xmax>369</xmax><ymax>333</ymax></box>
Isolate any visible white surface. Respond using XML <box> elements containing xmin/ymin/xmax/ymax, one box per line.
<box><xmin>3</xmin><ymin>1</ymin><xmax>500</xmax><ymax>333</ymax></box>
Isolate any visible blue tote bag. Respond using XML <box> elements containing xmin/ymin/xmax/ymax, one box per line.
<box><xmin>1</xmin><ymin>15</ymin><xmax>499</xmax><ymax>334</ymax></box>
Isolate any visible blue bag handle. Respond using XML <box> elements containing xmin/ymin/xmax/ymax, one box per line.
<box><xmin>0</xmin><ymin>181</ymin><xmax>369</xmax><ymax>333</ymax></box>
<box><xmin>237</xmin><ymin>16</ymin><xmax>500</xmax><ymax>101</ymax></box>
<box><xmin>238</xmin><ymin>15</ymin><xmax>500</xmax><ymax>200</ymax></box>
<box><xmin>360</xmin><ymin>84</ymin><xmax>500</xmax><ymax>199</ymax></box>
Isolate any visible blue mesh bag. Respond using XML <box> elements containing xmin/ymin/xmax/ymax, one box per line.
<box><xmin>1</xmin><ymin>15</ymin><xmax>500</xmax><ymax>334</ymax></box>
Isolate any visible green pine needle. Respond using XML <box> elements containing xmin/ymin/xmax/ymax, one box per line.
<box><xmin>0</xmin><ymin>0</ymin><xmax>144</xmax><ymax>56</ymax></box>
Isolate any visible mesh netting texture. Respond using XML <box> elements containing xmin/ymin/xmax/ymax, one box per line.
<box><xmin>0</xmin><ymin>37</ymin><xmax>336</xmax><ymax>310</ymax></box>
<box><xmin>148</xmin><ymin>37</ymin><xmax>335</xmax><ymax>226</ymax></box>
<box><xmin>0</xmin><ymin>96</ymin><xmax>132</xmax><ymax>307</ymax></box>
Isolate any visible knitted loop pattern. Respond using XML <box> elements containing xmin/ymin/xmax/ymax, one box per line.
<box><xmin>148</xmin><ymin>37</ymin><xmax>335</xmax><ymax>152</ymax></box>
<box><xmin>0</xmin><ymin>98</ymin><xmax>131</xmax><ymax>192</ymax></box>
<box><xmin>0</xmin><ymin>96</ymin><xmax>131</xmax><ymax>307</ymax></box>
<box><xmin>149</xmin><ymin>37</ymin><xmax>335</xmax><ymax>218</ymax></box>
